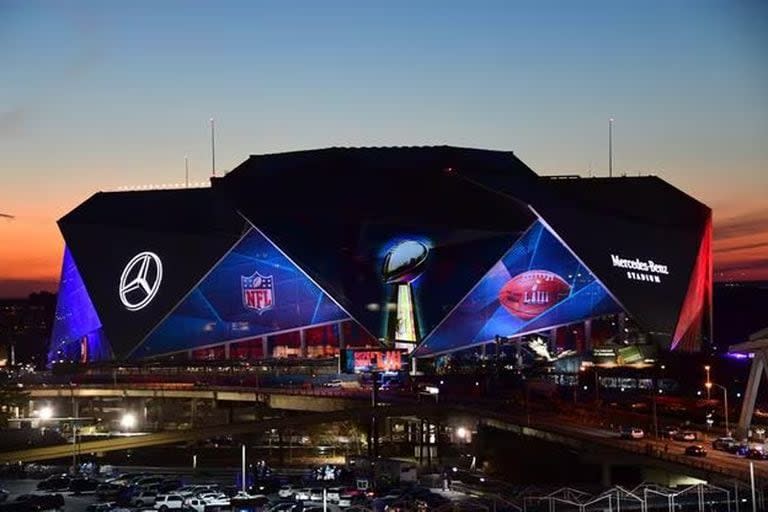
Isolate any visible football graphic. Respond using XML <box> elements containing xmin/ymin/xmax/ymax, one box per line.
<box><xmin>498</xmin><ymin>270</ymin><xmax>571</xmax><ymax>320</ymax></box>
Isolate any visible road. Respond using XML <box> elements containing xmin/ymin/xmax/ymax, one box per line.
<box><xmin>531</xmin><ymin>414</ymin><xmax>768</xmax><ymax>481</ymax></box>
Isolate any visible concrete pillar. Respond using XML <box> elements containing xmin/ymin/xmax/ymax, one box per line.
<box><xmin>299</xmin><ymin>329</ymin><xmax>307</xmax><ymax>358</ymax></box>
<box><xmin>338</xmin><ymin>321</ymin><xmax>346</xmax><ymax>352</ymax></box>
<box><xmin>262</xmin><ymin>336</ymin><xmax>269</xmax><ymax>359</ymax></box>
<box><xmin>514</xmin><ymin>337</ymin><xmax>523</xmax><ymax>368</ymax></box>
<box><xmin>737</xmin><ymin>350</ymin><xmax>767</xmax><ymax>439</ymax></box>
<box><xmin>549</xmin><ymin>327</ymin><xmax>557</xmax><ymax>351</ymax></box>
<box><xmin>138</xmin><ymin>398</ymin><xmax>147</xmax><ymax>425</ymax></box>
<box><xmin>224</xmin><ymin>343</ymin><xmax>231</xmax><ymax>359</ymax></box>
<box><xmin>584</xmin><ymin>318</ymin><xmax>593</xmax><ymax>352</ymax></box>
<box><xmin>410</xmin><ymin>357</ymin><xmax>418</xmax><ymax>376</ymax></box>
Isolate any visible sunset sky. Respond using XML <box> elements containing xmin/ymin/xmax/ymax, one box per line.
<box><xmin>1</xmin><ymin>1</ymin><xmax>767</xmax><ymax>298</ymax></box>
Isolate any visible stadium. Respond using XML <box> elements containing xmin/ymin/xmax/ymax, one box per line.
<box><xmin>48</xmin><ymin>146</ymin><xmax>712</xmax><ymax>370</ymax></box>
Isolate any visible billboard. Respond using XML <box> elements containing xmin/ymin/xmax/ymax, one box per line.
<box><xmin>341</xmin><ymin>348</ymin><xmax>407</xmax><ymax>373</ymax></box>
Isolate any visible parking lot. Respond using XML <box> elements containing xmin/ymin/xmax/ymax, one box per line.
<box><xmin>0</xmin><ymin>463</ymin><xmax>471</xmax><ymax>512</ymax></box>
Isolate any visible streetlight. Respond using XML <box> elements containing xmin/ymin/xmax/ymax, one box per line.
<box><xmin>456</xmin><ymin>427</ymin><xmax>468</xmax><ymax>441</ymax></box>
<box><xmin>704</xmin><ymin>366</ymin><xmax>711</xmax><ymax>399</ymax></box>
<box><xmin>38</xmin><ymin>406</ymin><xmax>54</xmax><ymax>420</ymax></box>
<box><xmin>120</xmin><ymin>413</ymin><xmax>137</xmax><ymax>430</ymax></box>
<box><xmin>706</xmin><ymin>382</ymin><xmax>730</xmax><ymax>436</ymax></box>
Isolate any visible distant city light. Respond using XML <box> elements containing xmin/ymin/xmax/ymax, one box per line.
<box><xmin>456</xmin><ymin>427</ymin><xmax>468</xmax><ymax>440</ymax></box>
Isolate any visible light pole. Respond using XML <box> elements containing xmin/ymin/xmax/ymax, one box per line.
<box><xmin>706</xmin><ymin>381</ymin><xmax>730</xmax><ymax>436</ymax></box>
<box><xmin>704</xmin><ymin>365</ymin><xmax>711</xmax><ymax>400</ymax></box>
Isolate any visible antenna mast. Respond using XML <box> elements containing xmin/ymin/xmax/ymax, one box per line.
<box><xmin>210</xmin><ymin>118</ymin><xmax>216</xmax><ymax>177</ymax></box>
<box><xmin>608</xmin><ymin>117</ymin><xmax>614</xmax><ymax>178</ymax></box>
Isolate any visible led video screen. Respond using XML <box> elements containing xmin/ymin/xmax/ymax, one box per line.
<box><xmin>134</xmin><ymin>227</ymin><xmax>349</xmax><ymax>358</ymax></box>
<box><xmin>415</xmin><ymin>221</ymin><xmax>623</xmax><ymax>356</ymax></box>
<box><xmin>259</xmin><ymin>220</ymin><xmax>526</xmax><ymax>345</ymax></box>
<box><xmin>341</xmin><ymin>348</ymin><xmax>407</xmax><ymax>373</ymax></box>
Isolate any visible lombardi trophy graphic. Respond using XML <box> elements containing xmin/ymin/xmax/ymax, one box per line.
<box><xmin>381</xmin><ymin>240</ymin><xmax>429</xmax><ymax>351</ymax></box>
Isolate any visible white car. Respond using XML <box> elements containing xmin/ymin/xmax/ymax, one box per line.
<box><xmin>294</xmin><ymin>488</ymin><xmax>311</xmax><ymax>501</ymax></box>
<box><xmin>278</xmin><ymin>485</ymin><xmax>295</xmax><ymax>498</ymax></box>
<box><xmin>309</xmin><ymin>488</ymin><xmax>324</xmax><ymax>501</ymax></box>
<box><xmin>178</xmin><ymin>485</ymin><xmax>218</xmax><ymax>497</ymax></box>
<box><xmin>153</xmin><ymin>494</ymin><xmax>185</xmax><ymax>510</ymax></box>
<box><xmin>184</xmin><ymin>497</ymin><xmax>207</xmax><ymax>512</ymax></box>
<box><xmin>326</xmin><ymin>488</ymin><xmax>341</xmax><ymax>502</ymax></box>
<box><xmin>620</xmin><ymin>427</ymin><xmax>645</xmax><ymax>439</ymax></box>
<box><xmin>675</xmin><ymin>431</ymin><xmax>698</xmax><ymax>442</ymax></box>
<box><xmin>338</xmin><ymin>494</ymin><xmax>353</xmax><ymax>507</ymax></box>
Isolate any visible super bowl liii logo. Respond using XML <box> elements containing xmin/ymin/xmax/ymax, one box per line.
<box><xmin>610</xmin><ymin>254</ymin><xmax>669</xmax><ymax>284</ymax></box>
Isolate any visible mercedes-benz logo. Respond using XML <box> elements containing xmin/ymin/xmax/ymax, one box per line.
<box><xmin>119</xmin><ymin>251</ymin><xmax>163</xmax><ymax>311</ymax></box>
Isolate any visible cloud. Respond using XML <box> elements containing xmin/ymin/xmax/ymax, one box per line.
<box><xmin>714</xmin><ymin>208</ymin><xmax>768</xmax><ymax>241</ymax></box>
<box><xmin>0</xmin><ymin>107</ymin><xmax>27</xmax><ymax>137</ymax></box>
<box><xmin>714</xmin><ymin>240</ymin><xmax>768</xmax><ymax>253</ymax></box>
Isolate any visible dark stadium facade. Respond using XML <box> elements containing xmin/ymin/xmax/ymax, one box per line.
<box><xmin>48</xmin><ymin>147</ymin><xmax>712</xmax><ymax>367</ymax></box>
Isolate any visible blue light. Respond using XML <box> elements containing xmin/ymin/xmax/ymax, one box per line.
<box><xmin>415</xmin><ymin>221</ymin><xmax>622</xmax><ymax>356</ymax></box>
<box><xmin>48</xmin><ymin>247</ymin><xmax>113</xmax><ymax>364</ymax></box>
<box><xmin>134</xmin><ymin>228</ymin><xmax>349</xmax><ymax>358</ymax></box>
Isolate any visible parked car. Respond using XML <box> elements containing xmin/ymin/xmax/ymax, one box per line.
<box><xmin>153</xmin><ymin>494</ymin><xmax>184</xmax><ymax>510</ymax></box>
<box><xmin>278</xmin><ymin>485</ymin><xmax>295</xmax><ymax>499</ymax></box>
<box><xmin>712</xmin><ymin>437</ymin><xmax>737</xmax><ymax>451</ymax></box>
<box><xmin>660</xmin><ymin>426</ymin><xmax>679</xmax><ymax>438</ymax></box>
<box><xmin>619</xmin><ymin>427</ymin><xmax>645</xmax><ymax>440</ymax></box>
<box><xmin>37</xmin><ymin>475</ymin><xmax>71</xmax><ymax>491</ymax></box>
<box><xmin>157</xmin><ymin>479</ymin><xmax>182</xmax><ymax>494</ymax></box>
<box><xmin>70</xmin><ymin>477</ymin><xmax>100</xmax><ymax>495</ymax></box>
<box><xmin>674</xmin><ymin>431</ymin><xmax>698</xmax><ymax>442</ymax></box>
<box><xmin>95</xmin><ymin>483</ymin><xmax>125</xmax><ymax>502</ymax></box>
<box><xmin>685</xmin><ymin>445</ymin><xmax>707</xmax><ymax>457</ymax></box>
<box><xmin>177</xmin><ymin>485</ymin><xmax>218</xmax><ymax>497</ymax></box>
<box><xmin>132</xmin><ymin>490</ymin><xmax>158</xmax><ymax>507</ymax></box>
<box><xmin>184</xmin><ymin>497</ymin><xmax>204</xmax><ymax>512</ymax></box>
<box><xmin>729</xmin><ymin>443</ymin><xmax>751</xmax><ymax>457</ymax></box>
<box><xmin>323</xmin><ymin>380</ymin><xmax>343</xmax><ymax>388</ymax></box>
<box><xmin>326</xmin><ymin>488</ymin><xmax>342</xmax><ymax>502</ymax></box>
<box><xmin>294</xmin><ymin>489</ymin><xmax>311</xmax><ymax>501</ymax></box>
<box><xmin>747</xmin><ymin>448</ymin><xmax>768</xmax><ymax>460</ymax></box>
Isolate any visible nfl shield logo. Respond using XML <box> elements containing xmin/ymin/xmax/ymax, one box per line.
<box><xmin>241</xmin><ymin>271</ymin><xmax>275</xmax><ymax>313</ymax></box>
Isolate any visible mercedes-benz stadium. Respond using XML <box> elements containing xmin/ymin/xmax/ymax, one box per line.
<box><xmin>48</xmin><ymin>146</ymin><xmax>712</xmax><ymax>368</ymax></box>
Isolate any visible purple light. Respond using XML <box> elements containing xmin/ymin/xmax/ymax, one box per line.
<box><xmin>726</xmin><ymin>352</ymin><xmax>750</xmax><ymax>360</ymax></box>
<box><xmin>48</xmin><ymin>247</ymin><xmax>113</xmax><ymax>365</ymax></box>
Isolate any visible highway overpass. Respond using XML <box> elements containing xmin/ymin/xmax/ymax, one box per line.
<box><xmin>2</xmin><ymin>402</ymin><xmax>764</xmax><ymax>485</ymax></box>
